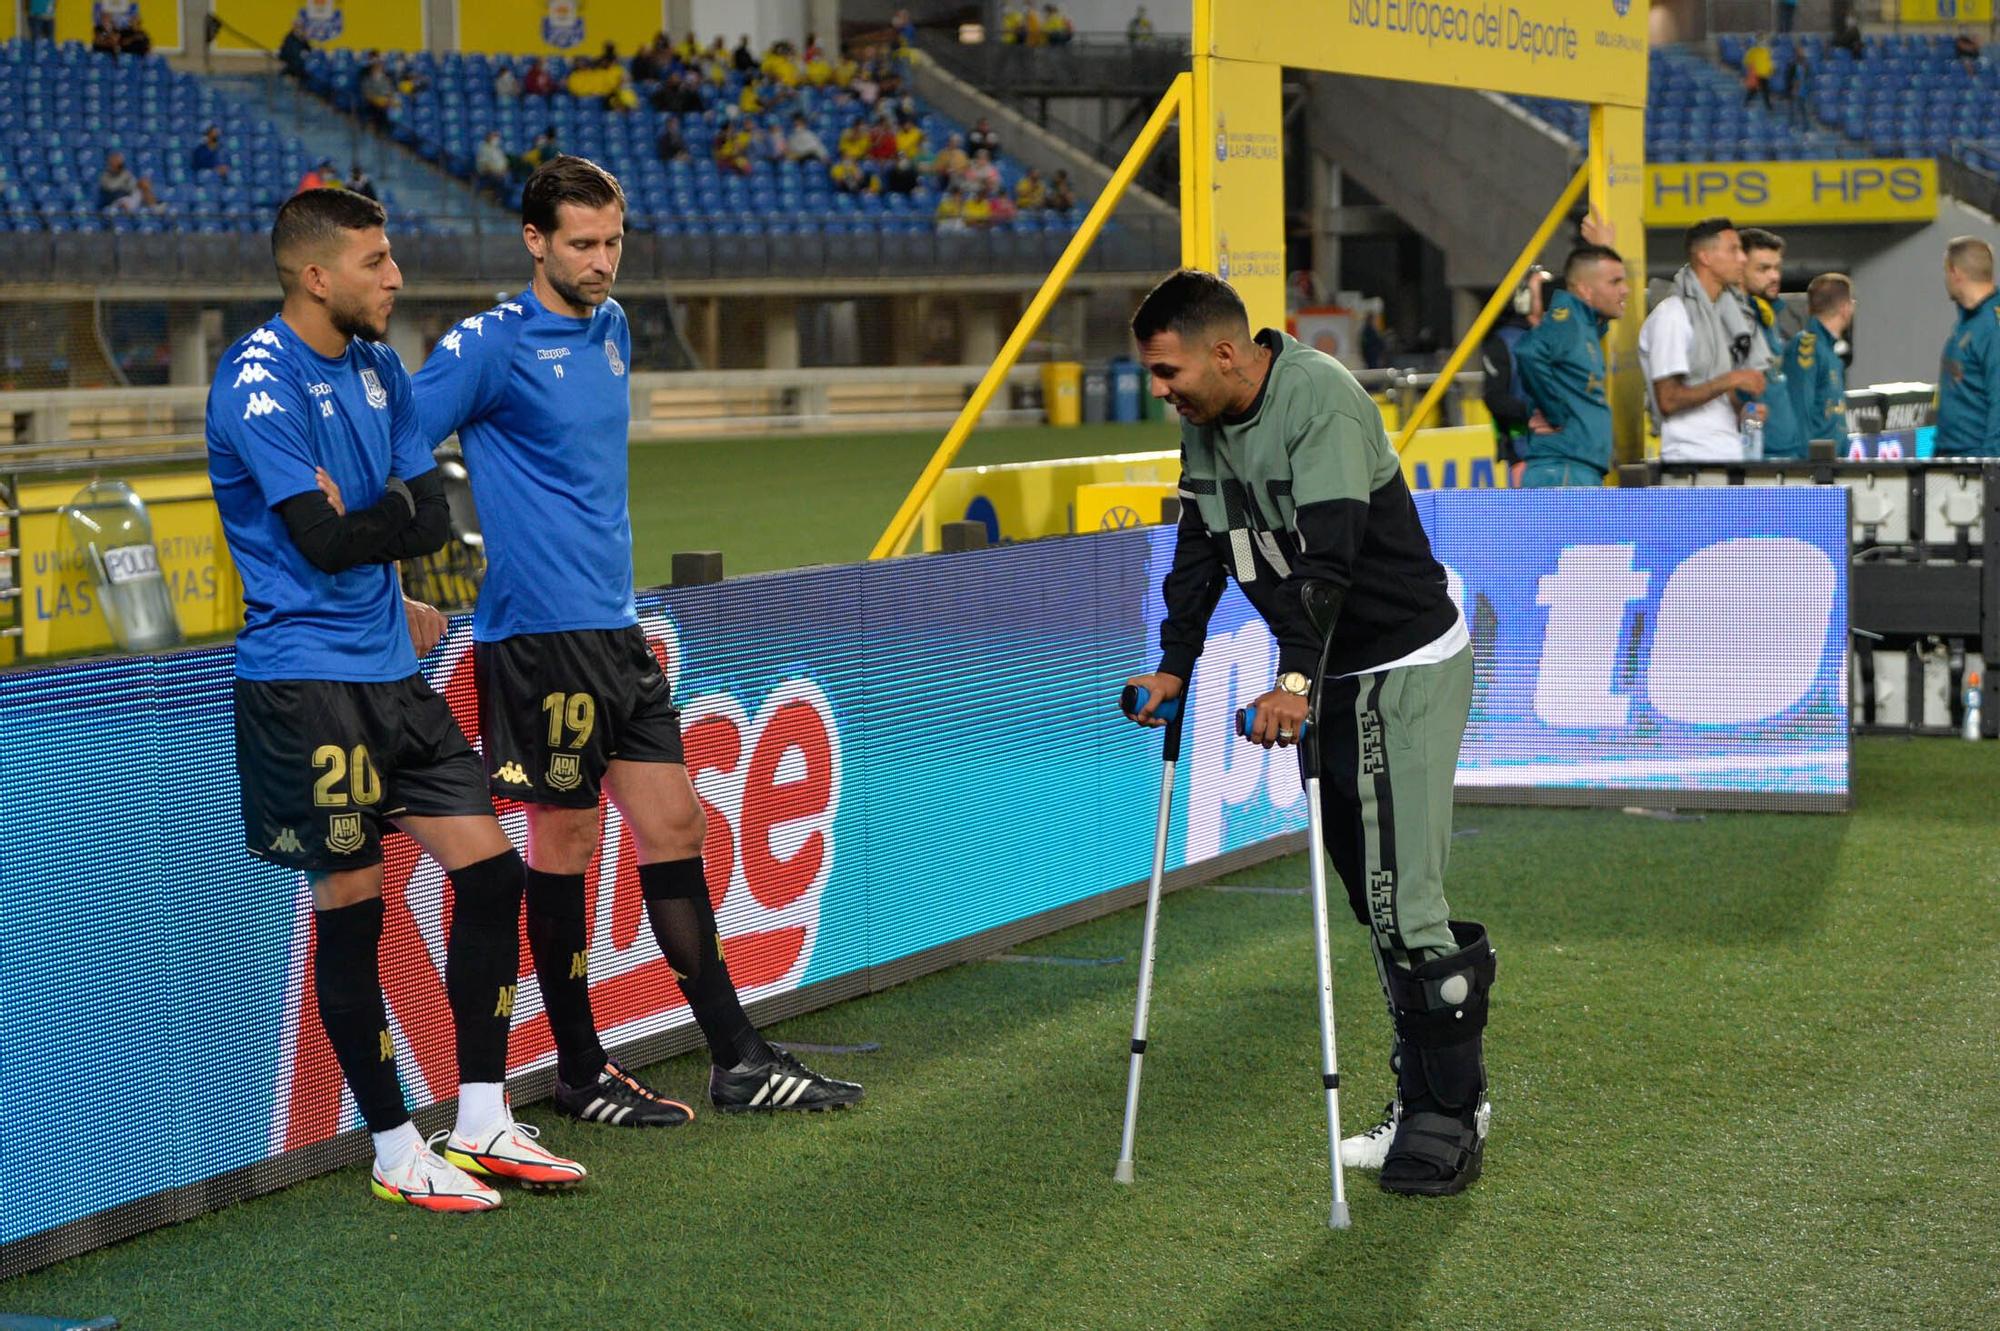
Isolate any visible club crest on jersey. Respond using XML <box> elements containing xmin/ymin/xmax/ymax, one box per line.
<box><xmin>326</xmin><ymin>812</ymin><xmax>365</xmax><ymax>855</ymax></box>
<box><xmin>604</xmin><ymin>340</ymin><xmax>625</xmax><ymax>377</ymax></box>
<box><xmin>547</xmin><ymin>753</ymin><xmax>583</xmax><ymax>791</ymax></box>
<box><xmin>360</xmin><ymin>368</ymin><xmax>388</xmax><ymax>409</ymax></box>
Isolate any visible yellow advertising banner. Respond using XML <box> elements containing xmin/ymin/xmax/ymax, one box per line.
<box><xmin>1199</xmin><ymin>0</ymin><xmax>1649</xmax><ymax>109</ymax></box>
<box><xmin>1192</xmin><ymin>55</ymin><xmax>1287</xmax><ymax>335</ymax></box>
<box><xmin>13</xmin><ymin>473</ymin><xmax>243</xmax><ymax>660</ymax></box>
<box><xmin>1644</xmin><ymin>159</ymin><xmax>1938</xmax><ymax>227</ymax></box>
<box><xmin>63</xmin><ymin>0</ymin><xmax>184</xmax><ymax>52</ymax></box>
<box><xmin>1592</xmin><ymin>103</ymin><xmax>1649</xmax><ymax>465</ymax></box>
<box><xmin>213</xmin><ymin>1</ymin><xmax>426</xmax><ymax>54</ymax></box>
<box><xmin>1398</xmin><ymin>425</ymin><xmax>1510</xmax><ymax>490</ymax></box>
<box><xmin>0</xmin><ymin>5</ymin><xmax>15</xmax><ymax>40</ymax></box>
<box><xmin>456</xmin><ymin>0</ymin><xmax>669</xmax><ymax>57</ymax></box>
<box><xmin>1898</xmin><ymin>0</ymin><xmax>1992</xmax><ymax>21</ymax></box>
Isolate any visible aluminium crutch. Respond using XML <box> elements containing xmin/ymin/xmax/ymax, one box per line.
<box><xmin>1112</xmin><ymin>682</ymin><xmax>1185</xmax><ymax>1185</ymax></box>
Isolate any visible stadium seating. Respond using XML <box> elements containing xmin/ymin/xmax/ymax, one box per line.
<box><xmin>295</xmin><ymin>47</ymin><xmax>1083</xmax><ymax>239</ymax></box>
<box><xmin>1513</xmin><ymin>43</ymin><xmax>1860</xmax><ymax>164</ymax></box>
<box><xmin>0</xmin><ymin>39</ymin><xmax>384</xmax><ymax>234</ymax></box>
<box><xmin>1716</xmin><ymin>32</ymin><xmax>2000</xmax><ymax>161</ymax></box>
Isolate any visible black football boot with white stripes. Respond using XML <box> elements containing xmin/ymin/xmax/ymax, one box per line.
<box><xmin>709</xmin><ymin>1047</ymin><xmax>864</xmax><ymax>1113</ymax></box>
<box><xmin>553</xmin><ymin>1057</ymin><xmax>695</xmax><ymax>1127</ymax></box>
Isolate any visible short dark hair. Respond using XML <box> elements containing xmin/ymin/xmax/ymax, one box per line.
<box><xmin>1807</xmin><ymin>272</ymin><xmax>1854</xmax><ymax>316</ymax></box>
<box><xmin>1131</xmin><ymin>268</ymin><xmax>1249</xmax><ymax>344</ymax></box>
<box><xmin>1562</xmin><ymin>244</ymin><xmax>1623</xmax><ymax>285</ymax></box>
<box><xmin>271</xmin><ymin>187</ymin><xmax>387</xmax><ymax>293</ymax></box>
<box><xmin>1947</xmin><ymin>235</ymin><xmax>1994</xmax><ymax>283</ymax></box>
<box><xmin>521</xmin><ymin>155</ymin><xmax>627</xmax><ymax>235</ymax></box>
<box><xmin>1684</xmin><ymin>216</ymin><xmax>1736</xmax><ymax>259</ymax></box>
<box><xmin>1739</xmin><ymin>226</ymin><xmax>1786</xmax><ymax>257</ymax></box>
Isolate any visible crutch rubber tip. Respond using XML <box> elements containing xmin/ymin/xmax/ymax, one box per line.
<box><xmin>1329</xmin><ymin>1201</ymin><xmax>1351</xmax><ymax>1230</ymax></box>
<box><xmin>1113</xmin><ymin>1161</ymin><xmax>1135</xmax><ymax>1185</ymax></box>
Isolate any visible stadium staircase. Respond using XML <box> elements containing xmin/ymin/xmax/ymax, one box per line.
<box><xmin>203</xmin><ymin>71</ymin><xmax>510</xmax><ymax>234</ymax></box>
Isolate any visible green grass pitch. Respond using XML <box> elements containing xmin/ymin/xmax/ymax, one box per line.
<box><xmin>5</xmin><ymin>739</ymin><xmax>1996</xmax><ymax>1329</ymax></box>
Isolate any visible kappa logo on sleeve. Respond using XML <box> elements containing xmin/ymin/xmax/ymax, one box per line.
<box><xmin>439</xmin><ymin>329</ymin><xmax>464</xmax><ymax>357</ymax></box>
<box><xmin>243</xmin><ymin>392</ymin><xmax>285</xmax><ymax>420</ymax></box>
<box><xmin>233</xmin><ymin>362</ymin><xmax>275</xmax><ymax>389</ymax></box>
<box><xmin>248</xmin><ymin>328</ymin><xmax>284</xmax><ymax>349</ymax></box>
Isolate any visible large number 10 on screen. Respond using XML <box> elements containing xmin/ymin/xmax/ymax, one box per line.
<box><xmin>542</xmin><ymin>691</ymin><xmax>597</xmax><ymax>750</ymax></box>
<box><xmin>312</xmin><ymin>744</ymin><xmax>382</xmax><ymax>807</ymax></box>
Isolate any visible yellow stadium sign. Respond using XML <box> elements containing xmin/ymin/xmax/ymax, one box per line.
<box><xmin>1200</xmin><ymin>0</ymin><xmax>1649</xmax><ymax>108</ymax></box>
<box><xmin>13</xmin><ymin>473</ymin><xmax>243</xmax><ymax>660</ymax></box>
<box><xmin>214</xmin><ymin>0</ymin><xmax>426</xmax><ymax>54</ymax></box>
<box><xmin>1898</xmin><ymin>0</ymin><xmax>1992</xmax><ymax>21</ymax></box>
<box><xmin>1399</xmin><ymin>425</ymin><xmax>1510</xmax><ymax>491</ymax></box>
<box><xmin>455</xmin><ymin>0</ymin><xmax>669</xmax><ymax>57</ymax></box>
<box><xmin>1644</xmin><ymin>160</ymin><xmax>1938</xmax><ymax>227</ymax></box>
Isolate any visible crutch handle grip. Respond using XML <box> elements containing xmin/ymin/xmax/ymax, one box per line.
<box><xmin>1237</xmin><ymin>705</ymin><xmax>1309</xmax><ymax>743</ymax></box>
<box><xmin>1120</xmin><ymin>685</ymin><xmax>1182</xmax><ymax>723</ymax></box>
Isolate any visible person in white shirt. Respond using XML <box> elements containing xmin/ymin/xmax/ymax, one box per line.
<box><xmin>1638</xmin><ymin>217</ymin><xmax>1769</xmax><ymax>462</ymax></box>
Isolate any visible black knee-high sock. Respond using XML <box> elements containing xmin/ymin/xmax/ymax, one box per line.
<box><xmin>640</xmin><ymin>858</ymin><xmax>772</xmax><ymax>1068</ymax></box>
<box><xmin>524</xmin><ymin>867</ymin><xmax>607</xmax><ymax>1086</ymax></box>
<box><xmin>446</xmin><ymin>849</ymin><xmax>527</xmax><ymax>1086</ymax></box>
<box><xmin>313</xmin><ymin>897</ymin><xmax>409</xmax><ymax>1133</ymax></box>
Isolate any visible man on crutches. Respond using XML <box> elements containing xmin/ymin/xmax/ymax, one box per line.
<box><xmin>1121</xmin><ymin>268</ymin><xmax>1495</xmax><ymax>1201</ymax></box>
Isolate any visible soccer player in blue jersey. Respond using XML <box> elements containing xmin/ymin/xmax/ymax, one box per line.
<box><xmin>413</xmin><ymin>157</ymin><xmax>861</xmax><ymax>1121</ymax></box>
<box><xmin>208</xmin><ymin>189</ymin><xmax>586</xmax><ymax>1211</ymax></box>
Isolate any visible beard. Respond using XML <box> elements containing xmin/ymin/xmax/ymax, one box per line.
<box><xmin>546</xmin><ymin>266</ymin><xmax>610</xmax><ymax>311</ymax></box>
<box><xmin>330</xmin><ymin>297</ymin><xmax>388</xmax><ymax>343</ymax></box>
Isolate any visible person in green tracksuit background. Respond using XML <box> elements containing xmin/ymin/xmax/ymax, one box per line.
<box><xmin>1785</xmin><ymin>272</ymin><xmax>1855</xmax><ymax>446</ymax></box>
<box><xmin>1512</xmin><ymin>243</ymin><xmax>1630</xmax><ymax>486</ymax></box>
<box><xmin>1739</xmin><ymin>227</ymin><xmax>1807</xmax><ymax>459</ymax></box>
<box><xmin>1121</xmin><ymin>268</ymin><xmax>1495</xmax><ymax>1199</ymax></box>
<box><xmin>1937</xmin><ymin>235</ymin><xmax>2000</xmax><ymax>458</ymax></box>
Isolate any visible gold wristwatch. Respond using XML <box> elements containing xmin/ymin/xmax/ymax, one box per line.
<box><xmin>1276</xmin><ymin>672</ymin><xmax>1310</xmax><ymax>696</ymax></box>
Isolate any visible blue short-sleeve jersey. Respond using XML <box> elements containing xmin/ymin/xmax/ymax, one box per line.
<box><xmin>206</xmin><ymin>315</ymin><xmax>434</xmax><ymax>682</ymax></box>
<box><xmin>411</xmin><ymin>288</ymin><xmax>635</xmax><ymax>642</ymax></box>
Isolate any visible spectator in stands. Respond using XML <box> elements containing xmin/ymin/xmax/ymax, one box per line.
<box><xmin>839</xmin><ymin>119</ymin><xmax>872</xmax><ymax>161</ymax></box>
<box><xmin>963</xmin><ymin>147</ymin><xmax>1001</xmax><ymax>194</ymax></box>
<box><xmin>1515</xmin><ymin>245</ymin><xmax>1627</xmax><ymax>486</ymax></box>
<box><xmin>805</xmin><ymin>44</ymin><xmax>834</xmax><ymax>86</ymax></box>
<box><xmin>1639</xmin><ymin>218</ymin><xmax>1768</xmax><ymax>463</ymax></box>
<box><xmin>476</xmin><ymin>130</ymin><xmax>511</xmax><ymax>188</ymax></box>
<box><xmin>968</xmin><ymin>117</ymin><xmax>1001</xmax><ymax>159</ymax></box>
<box><xmin>739</xmin><ymin>79</ymin><xmax>766</xmax><ymax>115</ymax></box>
<box><xmin>277</xmin><ymin>18</ymin><xmax>311</xmax><ymax>78</ymax></box>
<box><xmin>630</xmin><ymin>38</ymin><xmax>662</xmax><ymax>86</ymax></box>
<box><xmin>390</xmin><ymin>55</ymin><xmax>430</xmax><ymax>98</ymax></box>
<box><xmin>733</xmin><ymin>35</ymin><xmax>757</xmax><ymax>73</ymax></box>
<box><xmin>964</xmin><ymin>184</ymin><xmax>995</xmax><ymax>228</ymax></box>
<box><xmin>1742</xmin><ymin>36</ymin><xmax>1774</xmax><ymax>109</ymax></box>
<box><xmin>1833</xmin><ymin>13</ymin><xmax>1864</xmax><ymax>61</ymax></box>
<box><xmin>654</xmin><ymin>70</ymin><xmax>705</xmax><ymax>114</ymax></box>
<box><xmin>1047</xmin><ymin>169</ymin><xmax>1076</xmax><ymax>211</ymax></box>
<box><xmin>121</xmin><ymin>12</ymin><xmax>153</xmax><ymax>55</ymax></box>
<box><xmin>191</xmin><ymin>125</ymin><xmax>229</xmax><ymax>180</ymax></box>
<box><xmin>853</xmin><ymin>62</ymin><xmax>882</xmax><ymax>108</ymax></box>
<box><xmin>1025</xmin><ymin>4</ymin><xmax>1046</xmax><ymax>45</ymax></box>
<box><xmin>1129</xmin><ymin>6</ymin><xmax>1156</xmax><ymax>43</ymax></box>
<box><xmin>1481</xmin><ymin>264</ymin><xmax>1551</xmax><ymax>478</ymax></box>
<box><xmin>892</xmin><ymin>8</ymin><xmax>917</xmax><ymax>45</ymax></box>
<box><xmin>1002</xmin><ymin>2</ymin><xmax>1027</xmax><ymax>44</ymax></box>
<box><xmin>932</xmin><ymin>133</ymin><xmax>970</xmax><ymax>187</ymax></box>
<box><xmin>868</xmin><ymin>116</ymin><xmax>900</xmax><ymax>161</ymax></box>
<box><xmin>715</xmin><ymin>111</ymin><xmax>755</xmax><ymax>176</ymax></box>
<box><xmin>833</xmin><ymin>47</ymin><xmax>860</xmax><ymax>86</ymax></box>
<box><xmin>1957</xmin><ymin>33</ymin><xmax>1982</xmax><ymax>75</ymax></box>
<box><xmin>97</xmin><ymin>150</ymin><xmax>161</xmax><ymax>213</ymax></box>
<box><xmin>936</xmin><ymin>184</ymin><xmax>968</xmax><ymax>231</ymax></box>
<box><xmin>27</xmin><ymin>0</ymin><xmax>54</xmax><ymax>44</ymax></box>
<box><xmin>1738</xmin><ymin>227</ymin><xmax>1807</xmax><ymax>459</ymax></box>
<box><xmin>760</xmin><ymin>123</ymin><xmax>791</xmax><ymax>166</ymax></box>
<box><xmin>1777</xmin><ymin>0</ymin><xmax>1798</xmax><ymax>34</ymax></box>
<box><xmin>494</xmin><ymin>63</ymin><xmax>522</xmax><ymax>101</ymax></box>
<box><xmin>1016</xmin><ymin>167</ymin><xmax>1047</xmax><ymax>211</ymax></box>
<box><xmin>92</xmin><ymin>20</ymin><xmax>122</xmax><ymax>56</ymax></box>
<box><xmin>1785</xmin><ymin>273</ymin><xmax>1855</xmax><ymax>445</ymax></box>
<box><xmin>522</xmin><ymin>57</ymin><xmax>556</xmax><ymax>97</ymax></box>
<box><xmin>885</xmin><ymin>155</ymin><xmax>920</xmax><ymax>195</ymax></box>
<box><xmin>516</xmin><ymin>126</ymin><xmax>559</xmax><ymax>179</ymax></box>
<box><xmin>359</xmin><ymin>58</ymin><xmax>399</xmax><ymax>127</ymax></box>
<box><xmin>656</xmin><ymin>116</ymin><xmax>689</xmax><ymax>164</ymax></box>
<box><xmin>346</xmin><ymin>162</ymin><xmax>379</xmax><ymax>202</ymax></box>
<box><xmin>787</xmin><ymin>114</ymin><xmax>829</xmax><ymax>163</ymax></box>
<box><xmin>1935</xmin><ymin>236</ymin><xmax>2000</xmax><ymax>457</ymax></box>
<box><xmin>1784</xmin><ymin>41</ymin><xmax>1812</xmax><ymax>128</ymax></box>
<box><xmin>294</xmin><ymin>158</ymin><xmax>341</xmax><ymax>194</ymax></box>
<box><xmin>830</xmin><ymin>158</ymin><xmax>870</xmax><ymax>194</ymax></box>
<box><xmin>988</xmin><ymin>185</ymin><xmax>1018</xmax><ymax>226</ymax></box>
<box><xmin>895</xmin><ymin>115</ymin><xmax>926</xmax><ymax>161</ymax></box>
<box><xmin>1044</xmin><ymin>5</ymin><xmax>1075</xmax><ymax>46</ymax></box>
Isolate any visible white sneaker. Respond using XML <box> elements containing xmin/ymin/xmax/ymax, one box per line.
<box><xmin>432</xmin><ymin>1121</ymin><xmax>587</xmax><ymax>1190</ymax></box>
<box><xmin>1340</xmin><ymin>1099</ymin><xmax>1400</xmax><ymax>1169</ymax></box>
<box><xmin>370</xmin><ymin>1146</ymin><xmax>502</xmax><ymax>1212</ymax></box>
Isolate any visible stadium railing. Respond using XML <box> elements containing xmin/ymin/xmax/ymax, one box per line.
<box><xmin>917</xmin><ymin>31</ymin><xmax>1191</xmax><ymax>97</ymax></box>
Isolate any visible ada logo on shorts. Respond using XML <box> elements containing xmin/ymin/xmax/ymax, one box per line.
<box><xmin>359</xmin><ymin>368</ymin><xmax>388</xmax><ymax>410</ymax></box>
<box><xmin>326</xmin><ymin>812</ymin><xmax>366</xmax><ymax>855</ymax></box>
<box><xmin>547</xmin><ymin>753</ymin><xmax>583</xmax><ymax>792</ymax></box>
<box><xmin>604</xmin><ymin>340</ymin><xmax>625</xmax><ymax>377</ymax></box>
